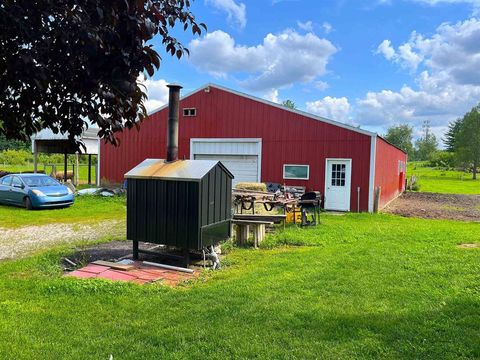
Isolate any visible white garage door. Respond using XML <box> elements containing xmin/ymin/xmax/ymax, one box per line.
<box><xmin>190</xmin><ymin>139</ymin><xmax>262</xmax><ymax>185</ymax></box>
<box><xmin>194</xmin><ymin>154</ymin><xmax>258</xmax><ymax>184</ymax></box>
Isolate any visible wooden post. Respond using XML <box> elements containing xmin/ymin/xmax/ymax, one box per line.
<box><xmin>33</xmin><ymin>141</ymin><xmax>38</xmax><ymax>173</ymax></box>
<box><xmin>253</xmin><ymin>224</ymin><xmax>265</xmax><ymax>248</ymax></box>
<box><xmin>63</xmin><ymin>152</ymin><xmax>68</xmax><ymax>182</ymax></box>
<box><xmin>88</xmin><ymin>154</ymin><xmax>92</xmax><ymax>185</ymax></box>
<box><xmin>75</xmin><ymin>153</ymin><xmax>79</xmax><ymax>186</ymax></box>
<box><xmin>373</xmin><ymin>186</ymin><xmax>381</xmax><ymax>213</ymax></box>
<box><xmin>235</xmin><ymin>224</ymin><xmax>249</xmax><ymax>246</ymax></box>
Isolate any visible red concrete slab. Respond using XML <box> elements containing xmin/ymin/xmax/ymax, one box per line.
<box><xmin>132</xmin><ymin>278</ymin><xmax>151</xmax><ymax>285</ymax></box>
<box><xmin>64</xmin><ymin>261</ymin><xmax>198</xmax><ymax>286</ymax></box>
<box><xmin>161</xmin><ymin>273</ymin><xmax>183</xmax><ymax>281</ymax></box>
<box><xmin>98</xmin><ymin>269</ymin><xmax>138</xmax><ymax>282</ymax></box>
<box><xmin>137</xmin><ymin>267</ymin><xmax>169</xmax><ymax>275</ymax></box>
<box><xmin>66</xmin><ymin>270</ymin><xmax>97</xmax><ymax>279</ymax></box>
<box><xmin>126</xmin><ymin>269</ymin><xmax>166</xmax><ymax>281</ymax></box>
<box><xmin>79</xmin><ymin>264</ymin><xmax>110</xmax><ymax>274</ymax></box>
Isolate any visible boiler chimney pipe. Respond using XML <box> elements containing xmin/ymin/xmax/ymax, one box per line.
<box><xmin>166</xmin><ymin>83</ymin><xmax>183</xmax><ymax>162</ymax></box>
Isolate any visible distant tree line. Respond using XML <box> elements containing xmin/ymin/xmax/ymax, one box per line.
<box><xmin>0</xmin><ymin>134</ymin><xmax>30</xmax><ymax>151</ymax></box>
<box><xmin>384</xmin><ymin>104</ymin><xmax>480</xmax><ymax>179</ymax></box>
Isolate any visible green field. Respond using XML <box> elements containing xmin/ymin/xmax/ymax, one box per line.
<box><xmin>407</xmin><ymin>161</ymin><xmax>480</xmax><ymax>194</ymax></box>
<box><xmin>0</xmin><ymin>195</ymin><xmax>125</xmax><ymax>228</ymax></box>
<box><xmin>0</xmin><ymin>213</ymin><xmax>478</xmax><ymax>359</ymax></box>
<box><xmin>1</xmin><ymin>163</ymin><xmax>96</xmax><ymax>184</ymax></box>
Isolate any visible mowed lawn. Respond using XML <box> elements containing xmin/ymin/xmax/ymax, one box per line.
<box><xmin>0</xmin><ymin>214</ymin><xmax>478</xmax><ymax>359</ymax></box>
<box><xmin>408</xmin><ymin>162</ymin><xmax>480</xmax><ymax>194</ymax></box>
<box><xmin>0</xmin><ymin>195</ymin><xmax>126</xmax><ymax>228</ymax></box>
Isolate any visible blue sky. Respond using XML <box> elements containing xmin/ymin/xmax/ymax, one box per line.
<box><xmin>144</xmin><ymin>0</ymin><xmax>480</xmax><ymax>144</ymax></box>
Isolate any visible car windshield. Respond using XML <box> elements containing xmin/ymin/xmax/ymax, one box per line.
<box><xmin>22</xmin><ymin>176</ymin><xmax>60</xmax><ymax>187</ymax></box>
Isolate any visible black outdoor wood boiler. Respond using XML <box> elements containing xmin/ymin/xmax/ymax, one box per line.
<box><xmin>124</xmin><ymin>84</ymin><xmax>234</xmax><ymax>265</ymax></box>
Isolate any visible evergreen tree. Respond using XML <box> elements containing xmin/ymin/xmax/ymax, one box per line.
<box><xmin>444</xmin><ymin>118</ymin><xmax>462</xmax><ymax>152</ymax></box>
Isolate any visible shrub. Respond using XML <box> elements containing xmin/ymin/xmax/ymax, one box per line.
<box><xmin>0</xmin><ymin>149</ymin><xmax>31</xmax><ymax>165</ymax></box>
<box><xmin>411</xmin><ymin>182</ymin><xmax>421</xmax><ymax>191</ymax></box>
<box><xmin>235</xmin><ymin>182</ymin><xmax>267</xmax><ymax>192</ymax></box>
<box><xmin>428</xmin><ymin>151</ymin><xmax>455</xmax><ymax>169</ymax></box>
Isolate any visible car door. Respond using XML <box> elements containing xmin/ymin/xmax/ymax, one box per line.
<box><xmin>0</xmin><ymin>176</ymin><xmax>13</xmax><ymax>204</ymax></box>
<box><xmin>10</xmin><ymin>176</ymin><xmax>26</xmax><ymax>205</ymax></box>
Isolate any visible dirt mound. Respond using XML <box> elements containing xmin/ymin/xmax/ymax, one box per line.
<box><xmin>384</xmin><ymin>192</ymin><xmax>480</xmax><ymax>221</ymax></box>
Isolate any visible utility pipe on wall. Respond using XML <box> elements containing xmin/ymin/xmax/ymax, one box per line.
<box><xmin>357</xmin><ymin>187</ymin><xmax>361</xmax><ymax>213</ymax></box>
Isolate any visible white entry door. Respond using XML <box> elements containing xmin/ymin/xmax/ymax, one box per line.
<box><xmin>325</xmin><ymin>159</ymin><xmax>352</xmax><ymax>211</ymax></box>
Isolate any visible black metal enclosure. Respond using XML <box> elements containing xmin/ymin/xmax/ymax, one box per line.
<box><xmin>125</xmin><ymin>159</ymin><xmax>233</xmax><ymax>259</ymax></box>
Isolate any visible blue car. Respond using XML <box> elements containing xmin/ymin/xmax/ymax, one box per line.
<box><xmin>0</xmin><ymin>174</ymin><xmax>74</xmax><ymax>210</ymax></box>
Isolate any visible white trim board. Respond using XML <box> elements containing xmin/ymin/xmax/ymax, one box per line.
<box><xmin>368</xmin><ymin>135</ymin><xmax>377</xmax><ymax>213</ymax></box>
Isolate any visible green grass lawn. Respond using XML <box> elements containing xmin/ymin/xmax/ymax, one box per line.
<box><xmin>1</xmin><ymin>163</ymin><xmax>96</xmax><ymax>184</ymax></box>
<box><xmin>0</xmin><ymin>213</ymin><xmax>478</xmax><ymax>359</ymax></box>
<box><xmin>0</xmin><ymin>195</ymin><xmax>126</xmax><ymax>228</ymax></box>
<box><xmin>407</xmin><ymin>161</ymin><xmax>480</xmax><ymax>194</ymax></box>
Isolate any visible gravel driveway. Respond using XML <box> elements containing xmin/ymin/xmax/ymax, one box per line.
<box><xmin>0</xmin><ymin>220</ymin><xmax>125</xmax><ymax>261</ymax></box>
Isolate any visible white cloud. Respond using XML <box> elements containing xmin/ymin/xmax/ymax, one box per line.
<box><xmin>364</xmin><ymin>18</ymin><xmax>480</xmax><ymax>142</ymax></box>
<box><xmin>306</xmin><ymin>96</ymin><xmax>351</xmax><ymax>122</ymax></box>
<box><xmin>137</xmin><ymin>75</ymin><xmax>169</xmax><ymax>112</ymax></box>
<box><xmin>264</xmin><ymin>89</ymin><xmax>280</xmax><ymax>103</ymax></box>
<box><xmin>205</xmin><ymin>0</ymin><xmax>247</xmax><ymax>29</ymax></box>
<box><xmin>376</xmin><ymin>36</ymin><xmax>423</xmax><ymax>70</ymax></box>
<box><xmin>297</xmin><ymin>20</ymin><xmax>313</xmax><ymax>32</ymax></box>
<box><xmin>322</xmin><ymin>22</ymin><xmax>333</xmax><ymax>34</ymax></box>
<box><xmin>314</xmin><ymin>81</ymin><xmax>330</xmax><ymax>91</ymax></box>
<box><xmin>376</xmin><ymin>39</ymin><xmax>396</xmax><ymax>60</ymax></box>
<box><xmin>412</xmin><ymin>0</ymin><xmax>480</xmax><ymax>5</ymax></box>
<box><xmin>188</xmin><ymin>29</ymin><xmax>337</xmax><ymax>91</ymax></box>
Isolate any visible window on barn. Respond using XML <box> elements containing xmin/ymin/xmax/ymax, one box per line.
<box><xmin>283</xmin><ymin>165</ymin><xmax>309</xmax><ymax>180</ymax></box>
<box><xmin>183</xmin><ymin>108</ymin><xmax>197</xmax><ymax>117</ymax></box>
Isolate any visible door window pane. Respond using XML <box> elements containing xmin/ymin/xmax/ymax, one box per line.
<box><xmin>331</xmin><ymin>163</ymin><xmax>347</xmax><ymax>187</ymax></box>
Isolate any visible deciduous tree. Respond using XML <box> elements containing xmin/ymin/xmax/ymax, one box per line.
<box><xmin>415</xmin><ymin>120</ymin><xmax>438</xmax><ymax>161</ymax></box>
<box><xmin>0</xmin><ymin>0</ymin><xmax>205</xmax><ymax>150</ymax></box>
<box><xmin>282</xmin><ymin>100</ymin><xmax>296</xmax><ymax>109</ymax></box>
<box><xmin>455</xmin><ymin>105</ymin><xmax>480</xmax><ymax>179</ymax></box>
<box><xmin>384</xmin><ymin>124</ymin><xmax>414</xmax><ymax>159</ymax></box>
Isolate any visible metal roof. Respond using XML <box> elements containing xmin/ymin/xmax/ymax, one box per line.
<box><xmin>31</xmin><ymin>127</ymin><xmax>100</xmax><ymax>155</ymax></box>
<box><xmin>32</xmin><ymin>127</ymin><xmax>99</xmax><ymax>140</ymax></box>
<box><xmin>147</xmin><ymin>83</ymin><xmax>377</xmax><ymax>138</ymax></box>
<box><xmin>125</xmin><ymin>159</ymin><xmax>233</xmax><ymax>181</ymax></box>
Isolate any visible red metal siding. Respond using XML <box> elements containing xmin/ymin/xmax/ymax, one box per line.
<box><xmin>374</xmin><ymin>137</ymin><xmax>408</xmax><ymax>209</ymax></box>
<box><xmin>101</xmin><ymin>86</ymin><xmax>373</xmax><ymax>211</ymax></box>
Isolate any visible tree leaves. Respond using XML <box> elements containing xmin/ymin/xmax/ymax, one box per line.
<box><xmin>0</xmin><ymin>0</ymin><xmax>206</xmax><ymax>150</ymax></box>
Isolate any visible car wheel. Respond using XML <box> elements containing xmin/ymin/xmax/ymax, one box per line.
<box><xmin>24</xmin><ymin>197</ymin><xmax>33</xmax><ymax>210</ymax></box>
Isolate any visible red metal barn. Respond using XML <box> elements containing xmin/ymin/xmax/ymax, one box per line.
<box><xmin>100</xmin><ymin>84</ymin><xmax>407</xmax><ymax>212</ymax></box>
